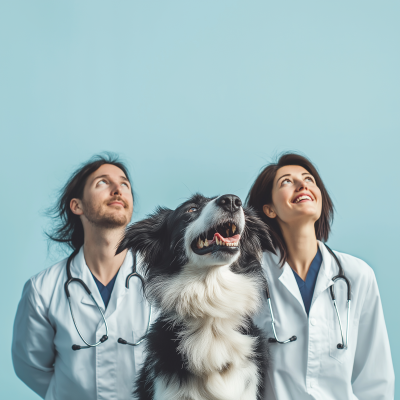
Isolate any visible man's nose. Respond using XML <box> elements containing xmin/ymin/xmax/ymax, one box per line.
<box><xmin>111</xmin><ymin>183</ymin><xmax>122</xmax><ymax>196</ymax></box>
<box><xmin>216</xmin><ymin>194</ymin><xmax>242</xmax><ymax>213</ymax></box>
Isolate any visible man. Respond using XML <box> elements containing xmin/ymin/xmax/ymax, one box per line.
<box><xmin>12</xmin><ymin>154</ymin><xmax>152</xmax><ymax>399</ymax></box>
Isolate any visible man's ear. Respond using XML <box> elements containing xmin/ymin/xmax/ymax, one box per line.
<box><xmin>116</xmin><ymin>207</ymin><xmax>171</xmax><ymax>267</ymax></box>
<box><xmin>70</xmin><ymin>198</ymin><xmax>84</xmax><ymax>216</ymax></box>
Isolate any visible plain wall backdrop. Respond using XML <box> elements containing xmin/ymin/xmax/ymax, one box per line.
<box><xmin>1</xmin><ymin>1</ymin><xmax>399</xmax><ymax>398</ymax></box>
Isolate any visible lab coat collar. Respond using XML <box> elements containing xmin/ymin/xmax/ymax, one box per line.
<box><xmin>70</xmin><ymin>247</ymin><xmax>133</xmax><ymax>317</ymax></box>
<box><xmin>277</xmin><ymin>259</ymin><xmax>306</xmax><ymax>313</ymax></box>
<box><xmin>273</xmin><ymin>241</ymin><xmax>336</xmax><ymax>313</ymax></box>
<box><xmin>102</xmin><ymin>250</ymin><xmax>134</xmax><ymax>320</ymax></box>
<box><xmin>69</xmin><ymin>247</ymin><xmax>104</xmax><ymax>310</ymax></box>
<box><xmin>310</xmin><ymin>241</ymin><xmax>336</xmax><ymax>309</ymax></box>
<box><xmin>265</xmin><ymin>249</ymin><xmax>305</xmax><ymax>312</ymax></box>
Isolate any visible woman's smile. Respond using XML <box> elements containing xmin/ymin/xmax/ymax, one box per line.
<box><xmin>292</xmin><ymin>193</ymin><xmax>314</xmax><ymax>204</ymax></box>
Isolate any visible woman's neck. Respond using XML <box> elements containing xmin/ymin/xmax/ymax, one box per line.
<box><xmin>279</xmin><ymin>220</ymin><xmax>318</xmax><ymax>281</ymax></box>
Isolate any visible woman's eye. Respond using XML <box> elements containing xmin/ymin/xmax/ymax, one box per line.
<box><xmin>305</xmin><ymin>176</ymin><xmax>314</xmax><ymax>183</ymax></box>
<box><xmin>98</xmin><ymin>180</ymin><xmax>107</xmax><ymax>185</ymax></box>
<box><xmin>281</xmin><ymin>179</ymin><xmax>292</xmax><ymax>185</ymax></box>
<box><xmin>188</xmin><ymin>207</ymin><xmax>198</xmax><ymax>213</ymax></box>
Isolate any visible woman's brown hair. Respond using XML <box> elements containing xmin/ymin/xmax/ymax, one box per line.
<box><xmin>246</xmin><ymin>153</ymin><xmax>334</xmax><ymax>264</ymax></box>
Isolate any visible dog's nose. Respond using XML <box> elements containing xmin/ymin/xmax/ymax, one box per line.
<box><xmin>216</xmin><ymin>194</ymin><xmax>242</xmax><ymax>213</ymax></box>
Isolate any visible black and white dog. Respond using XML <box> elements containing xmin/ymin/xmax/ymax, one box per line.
<box><xmin>117</xmin><ymin>193</ymin><xmax>274</xmax><ymax>400</ymax></box>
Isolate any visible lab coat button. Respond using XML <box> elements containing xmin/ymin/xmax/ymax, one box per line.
<box><xmin>310</xmin><ymin>318</ymin><xmax>317</xmax><ymax>326</ymax></box>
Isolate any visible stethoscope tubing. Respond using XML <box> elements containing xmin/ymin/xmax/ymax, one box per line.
<box><xmin>65</xmin><ymin>250</ymin><xmax>152</xmax><ymax>351</ymax></box>
<box><xmin>117</xmin><ymin>265</ymin><xmax>153</xmax><ymax>347</ymax></box>
<box><xmin>266</xmin><ymin>243</ymin><xmax>351</xmax><ymax>350</ymax></box>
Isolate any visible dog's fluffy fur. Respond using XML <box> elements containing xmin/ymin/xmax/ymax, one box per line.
<box><xmin>117</xmin><ymin>194</ymin><xmax>274</xmax><ymax>400</ymax></box>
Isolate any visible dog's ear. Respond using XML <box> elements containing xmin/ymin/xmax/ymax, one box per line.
<box><xmin>116</xmin><ymin>207</ymin><xmax>172</xmax><ymax>267</ymax></box>
<box><xmin>243</xmin><ymin>206</ymin><xmax>276</xmax><ymax>254</ymax></box>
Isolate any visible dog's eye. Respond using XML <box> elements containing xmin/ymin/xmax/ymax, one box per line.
<box><xmin>188</xmin><ymin>207</ymin><xmax>198</xmax><ymax>213</ymax></box>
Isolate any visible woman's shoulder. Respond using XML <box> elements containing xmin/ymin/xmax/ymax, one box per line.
<box><xmin>261</xmin><ymin>249</ymin><xmax>281</xmax><ymax>267</ymax></box>
<box><xmin>328</xmin><ymin>247</ymin><xmax>376</xmax><ymax>285</ymax></box>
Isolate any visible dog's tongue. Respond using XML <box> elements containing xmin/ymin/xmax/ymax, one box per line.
<box><xmin>214</xmin><ymin>232</ymin><xmax>241</xmax><ymax>243</ymax></box>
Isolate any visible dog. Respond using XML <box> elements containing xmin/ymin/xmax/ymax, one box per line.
<box><xmin>116</xmin><ymin>193</ymin><xmax>275</xmax><ymax>400</ymax></box>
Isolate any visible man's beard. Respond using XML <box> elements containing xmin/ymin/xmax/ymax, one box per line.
<box><xmin>82</xmin><ymin>199</ymin><xmax>129</xmax><ymax>229</ymax></box>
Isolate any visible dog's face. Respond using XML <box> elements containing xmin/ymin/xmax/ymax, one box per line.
<box><xmin>184</xmin><ymin>193</ymin><xmax>245</xmax><ymax>268</ymax></box>
<box><xmin>117</xmin><ymin>193</ymin><xmax>274</xmax><ymax>280</ymax></box>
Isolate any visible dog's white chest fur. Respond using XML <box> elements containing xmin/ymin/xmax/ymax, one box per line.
<box><xmin>151</xmin><ymin>265</ymin><xmax>262</xmax><ymax>400</ymax></box>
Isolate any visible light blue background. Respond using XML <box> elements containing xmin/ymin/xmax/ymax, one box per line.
<box><xmin>1</xmin><ymin>1</ymin><xmax>399</xmax><ymax>398</ymax></box>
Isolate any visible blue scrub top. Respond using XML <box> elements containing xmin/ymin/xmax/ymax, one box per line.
<box><xmin>91</xmin><ymin>271</ymin><xmax>119</xmax><ymax>309</ymax></box>
<box><xmin>292</xmin><ymin>247</ymin><xmax>323</xmax><ymax>316</ymax></box>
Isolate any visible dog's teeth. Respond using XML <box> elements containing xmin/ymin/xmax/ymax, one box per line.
<box><xmin>204</xmin><ymin>239</ymin><xmax>209</xmax><ymax>247</ymax></box>
<box><xmin>199</xmin><ymin>240</ymin><xmax>204</xmax><ymax>248</ymax></box>
<box><xmin>232</xmin><ymin>224</ymin><xmax>236</xmax><ymax>234</ymax></box>
<box><xmin>226</xmin><ymin>229</ymin><xmax>230</xmax><ymax>237</ymax></box>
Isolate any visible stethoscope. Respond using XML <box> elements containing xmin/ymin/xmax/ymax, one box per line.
<box><xmin>266</xmin><ymin>244</ymin><xmax>351</xmax><ymax>350</ymax></box>
<box><xmin>64</xmin><ymin>249</ymin><xmax>152</xmax><ymax>351</ymax></box>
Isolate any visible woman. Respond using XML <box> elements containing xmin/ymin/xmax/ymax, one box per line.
<box><xmin>247</xmin><ymin>153</ymin><xmax>394</xmax><ymax>400</ymax></box>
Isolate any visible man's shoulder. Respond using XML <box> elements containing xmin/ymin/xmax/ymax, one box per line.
<box><xmin>29</xmin><ymin>256</ymin><xmax>69</xmax><ymax>293</ymax></box>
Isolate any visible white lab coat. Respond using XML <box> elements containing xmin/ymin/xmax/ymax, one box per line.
<box><xmin>12</xmin><ymin>248</ymin><xmax>154</xmax><ymax>400</ymax></box>
<box><xmin>254</xmin><ymin>241</ymin><xmax>395</xmax><ymax>400</ymax></box>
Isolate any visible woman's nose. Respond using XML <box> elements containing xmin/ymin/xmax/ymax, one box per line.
<box><xmin>296</xmin><ymin>181</ymin><xmax>308</xmax><ymax>191</ymax></box>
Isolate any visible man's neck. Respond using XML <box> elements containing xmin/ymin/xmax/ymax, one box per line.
<box><xmin>83</xmin><ymin>225</ymin><xmax>128</xmax><ymax>286</ymax></box>
<box><xmin>279</xmin><ymin>220</ymin><xmax>318</xmax><ymax>281</ymax></box>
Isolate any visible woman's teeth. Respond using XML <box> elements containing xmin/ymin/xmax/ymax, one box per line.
<box><xmin>295</xmin><ymin>195</ymin><xmax>312</xmax><ymax>203</ymax></box>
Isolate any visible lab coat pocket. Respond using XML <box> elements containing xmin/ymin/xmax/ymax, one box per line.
<box><xmin>328</xmin><ymin>319</ymin><xmax>349</xmax><ymax>363</ymax></box>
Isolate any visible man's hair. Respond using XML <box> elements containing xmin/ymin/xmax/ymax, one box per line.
<box><xmin>246</xmin><ymin>152</ymin><xmax>334</xmax><ymax>265</ymax></box>
<box><xmin>46</xmin><ymin>153</ymin><xmax>134</xmax><ymax>251</ymax></box>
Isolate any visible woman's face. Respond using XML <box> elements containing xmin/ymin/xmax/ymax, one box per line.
<box><xmin>263</xmin><ymin>165</ymin><xmax>322</xmax><ymax>226</ymax></box>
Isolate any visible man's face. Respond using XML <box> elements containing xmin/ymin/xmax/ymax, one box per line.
<box><xmin>73</xmin><ymin>164</ymin><xmax>133</xmax><ymax>229</ymax></box>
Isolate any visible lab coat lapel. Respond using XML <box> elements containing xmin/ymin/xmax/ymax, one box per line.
<box><xmin>278</xmin><ymin>262</ymin><xmax>306</xmax><ymax>312</ymax></box>
<box><xmin>70</xmin><ymin>247</ymin><xmax>105</xmax><ymax>311</ymax></box>
<box><xmin>103</xmin><ymin>250</ymin><xmax>133</xmax><ymax>320</ymax></box>
<box><xmin>310</xmin><ymin>241</ymin><xmax>335</xmax><ymax>308</ymax></box>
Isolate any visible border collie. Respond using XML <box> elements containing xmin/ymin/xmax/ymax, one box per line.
<box><xmin>117</xmin><ymin>193</ymin><xmax>274</xmax><ymax>400</ymax></box>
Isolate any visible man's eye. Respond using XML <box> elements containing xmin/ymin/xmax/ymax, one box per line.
<box><xmin>188</xmin><ymin>207</ymin><xmax>198</xmax><ymax>213</ymax></box>
<box><xmin>121</xmin><ymin>182</ymin><xmax>129</xmax><ymax>187</ymax></box>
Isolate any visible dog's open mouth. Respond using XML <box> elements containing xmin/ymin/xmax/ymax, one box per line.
<box><xmin>191</xmin><ymin>221</ymin><xmax>241</xmax><ymax>255</ymax></box>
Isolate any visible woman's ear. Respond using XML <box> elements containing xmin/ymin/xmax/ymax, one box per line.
<box><xmin>263</xmin><ymin>204</ymin><xmax>276</xmax><ymax>219</ymax></box>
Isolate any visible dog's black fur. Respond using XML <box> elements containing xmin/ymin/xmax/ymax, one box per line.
<box><xmin>117</xmin><ymin>193</ymin><xmax>274</xmax><ymax>400</ymax></box>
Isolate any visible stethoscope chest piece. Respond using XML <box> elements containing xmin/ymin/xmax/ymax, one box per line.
<box><xmin>65</xmin><ymin>251</ymin><xmax>151</xmax><ymax>351</ymax></box>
